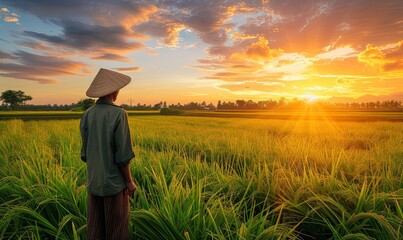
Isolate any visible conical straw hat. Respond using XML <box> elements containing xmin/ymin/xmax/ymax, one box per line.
<box><xmin>86</xmin><ymin>68</ymin><xmax>131</xmax><ymax>97</ymax></box>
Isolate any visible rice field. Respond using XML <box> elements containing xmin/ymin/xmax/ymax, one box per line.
<box><xmin>0</xmin><ymin>112</ymin><xmax>402</xmax><ymax>239</ymax></box>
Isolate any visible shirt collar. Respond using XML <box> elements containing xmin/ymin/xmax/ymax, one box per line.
<box><xmin>96</xmin><ymin>98</ymin><xmax>121</xmax><ymax>107</ymax></box>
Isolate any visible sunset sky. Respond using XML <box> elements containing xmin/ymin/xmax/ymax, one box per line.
<box><xmin>1</xmin><ymin>0</ymin><xmax>402</xmax><ymax>105</ymax></box>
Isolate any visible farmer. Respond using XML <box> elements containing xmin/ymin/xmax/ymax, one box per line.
<box><xmin>80</xmin><ymin>68</ymin><xmax>136</xmax><ymax>240</ymax></box>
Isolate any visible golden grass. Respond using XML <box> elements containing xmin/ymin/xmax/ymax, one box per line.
<box><xmin>0</xmin><ymin>112</ymin><xmax>402</xmax><ymax>239</ymax></box>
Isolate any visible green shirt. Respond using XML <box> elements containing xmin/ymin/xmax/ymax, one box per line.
<box><xmin>80</xmin><ymin>98</ymin><xmax>135</xmax><ymax>196</ymax></box>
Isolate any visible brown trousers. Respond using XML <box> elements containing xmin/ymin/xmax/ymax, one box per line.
<box><xmin>87</xmin><ymin>190</ymin><xmax>129</xmax><ymax>240</ymax></box>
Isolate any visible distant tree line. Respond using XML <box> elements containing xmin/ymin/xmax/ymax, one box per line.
<box><xmin>0</xmin><ymin>100</ymin><xmax>95</xmax><ymax>111</ymax></box>
<box><xmin>1</xmin><ymin>89</ymin><xmax>402</xmax><ymax>111</ymax></box>
<box><xmin>0</xmin><ymin>89</ymin><xmax>96</xmax><ymax>111</ymax></box>
<box><xmin>122</xmin><ymin>101</ymin><xmax>216</xmax><ymax>111</ymax></box>
<box><xmin>330</xmin><ymin>100</ymin><xmax>402</xmax><ymax>110</ymax></box>
<box><xmin>125</xmin><ymin>98</ymin><xmax>402</xmax><ymax>111</ymax></box>
<box><xmin>2</xmin><ymin>99</ymin><xmax>402</xmax><ymax>111</ymax></box>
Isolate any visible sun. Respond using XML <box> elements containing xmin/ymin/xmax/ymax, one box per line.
<box><xmin>301</xmin><ymin>94</ymin><xmax>318</xmax><ymax>103</ymax></box>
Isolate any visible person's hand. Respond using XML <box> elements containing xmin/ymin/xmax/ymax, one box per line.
<box><xmin>126</xmin><ymin>180</ymin><xmax>137</xmax><ymax>197</ymax></box>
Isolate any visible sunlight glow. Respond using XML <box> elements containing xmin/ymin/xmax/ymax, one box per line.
<box><xmin>302</xmin><ymin>94</ymin><xmax>318</xmax><ymax>103</ymax></box>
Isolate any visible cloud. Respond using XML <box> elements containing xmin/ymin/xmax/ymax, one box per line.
<box><xmin>358</xmin><ymin>44</ymin><xmax>385</xmax><ymax>67</ymax></box>
<box><xmin>336</xmin><ymin>78</ymin><xmax>355</xmax><ymax>85</ymax></box>
<box><xmin>114</xmin><ymin>67</ymin><xmax>141</xmax><ymax>72</ymax></box>
<box><xmin>98</xmin><ymin>3</ymin><xmax>158</xmax><ymax>30</ymax></box>
<box><xmin>6</xmin><ymin>0</ymin><xmax>403</xmax><ymax>53</ymax></box>
<box><xmin>209</xmin><ymin>72</ymin><xmax>239</xmax><ymax>79</ymax></box>
<box><xmin>1</xmin><ymin>7</ymin><xmax>19</xmax><ymax>24</ymax></box>
<box><xmin>148</xmin><ymin>51</ymin><xmax>158</xmax><ymax>56</ymax></box>
<box><xmin>232</xmin><ymin>36</ymin><xmax>283</xmax><ymax>60</ymax></box>
<box><xmin>238</xmin><ymin>0</ymin><xmax>403</xmax><ymax>52</ymax></box>
<box><xmin>23</xmin><ymin>20</ymin><xmax>144</xmax><ymax>52</ymax></box>
<box><xmin>0</xmin><ymin>50</ymin><xmax>15</xmax><ymax>59</ymax></box>
<box><xmin>4</xmin><ymin>16</ymin><xmax>19</xmax><ymax>23</ymax></box>
<box><xmin>383</xmin><ymin>61</ymin><xmax>403</xmax><ymax>71</ymax></box>
<box><xmin>0</xmin><ymin>50</ymin><xmax>88</xmax><ymax>84</ymax></box>
<box><xmin>385</xmin><ymin>41</ymin><xmax>403</xmax><ymax>59</ymax></box>
<box><xmin>310</xmin><ymin>57</ymin><xmax>367</xmax><ymax>76</ymax></box>
<box><xmin>216</xmin><ymin>81</ymin><xmax>285</xmax><ymax>95</ymax></box>
<box><xmin>199</xmin><ymin>36</ymin><xmax>283</xmax><ymax>65</ymax></box>
<box><xmin>4</xmin><ymin>0</ymin><xmax>155</xmax><ymax>68</ymax></box>
<box><xmin>230</xmin><ymin>32</ymin><xmax>258</xmax><ymax>41</ymax></box>
<box><xmin>131</xmin><ymin>0</ymin><xmax>268</xmax><ymax>46</ymax></box>
<box><xmin>191</xmin><ymin>0</ymin><xmax>401</xmax><ymax>96</ymax></box>
<box><xmin>134</xmin><ymin>21</ymin><xmax>185</xmax><ymax>47</ymax></box>
<box><xmin>315</xmin><ymin>46</ymin><xmax>356</xmax><ymax>60</ymax></box>
<box><xmin>4</xmin><ymin>0</ymin><xmax>157</xmax><ymax>46</ymax></box>
<box><xmin>383</xmin><ymin>41</ymin><xmax>403</xmax><ymax>71</ymax></box>
<box><xmin>91</xmin><ymin>53</ymin><xmax>131</xmax><ymax>62</ymax></box>
<box><xmin>299</xmin><ymin>1</ymin><xmax>333</xmax><ymax>32</ymax></box>
<box><xmin>5</xmin><ymin>0</ymin><xmax>157</xmax><ymax>27</ymax></box>
<box><xmin>358</xmin><ymin>41</ymin><xmax>403</xmax><ymax>72</ymax></box>
<box><xmin>192</xmin><ymin>40</ymin><xmax>264</xmax><ymax>72</ymax></box>
<box><xmin>194</xmin><ymin>36</ymin><xmax>301</xmax><ymax>89</ymax></box>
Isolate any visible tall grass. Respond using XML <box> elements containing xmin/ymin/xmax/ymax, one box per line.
<box><xmin>0</xmin><ymin>115</ymin><xmax>402</xmax><ymax>239</ymax></box>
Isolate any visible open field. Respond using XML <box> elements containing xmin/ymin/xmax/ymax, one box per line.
<box><xmin>1</xmin><ymin>109</ymin><xmax>403</xmax><ymax>122</ymax></box>
<box><xmin>181</xmin><ymin>110</ymin><xmax>403</xmax><ymax>122</ymax></box>
<box><xmin>0</xmin><ymin>113</ymin><xmax>402</xmax><ymax>239</ymax></box>
<box><xmin>0</xmin><ymin>110</ymin><xmax>160</xmax><ymax>120</ymax></box>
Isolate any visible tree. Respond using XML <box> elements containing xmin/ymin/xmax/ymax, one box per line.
<box><xmin>153</xmin><ymin>101</ymin><xmax>163</xmax><ymax>110</ymax></box>
<box><xmin>0</xmin><ymin>90</ymin><xmax>32</xmax><ymax>110</ymax></box>
<box><xmin>79</xmin><ymin>98</ymin><xmax>95</xmax><ymax>110</ymax></box>
<box><xmin>236</xmin><ymin>99</ymin><xmax>246</xmax><ymax>109</ymax></box>
<box><xmin>217</xmin><ymin>100</ymin><xmax>222</xmax><ymax>109</ymax></box>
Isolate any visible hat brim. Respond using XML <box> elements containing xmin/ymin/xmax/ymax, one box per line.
<box><xmin>86</xmin><ymin>68</ymin><xmax>131</xmax><ymax>98</ymax></box>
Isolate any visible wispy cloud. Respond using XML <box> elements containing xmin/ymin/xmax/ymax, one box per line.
<box><xmin>91</xmin><ymin>53</ymin><xmax>132</xmax><ymax>62</ymax></box>
<box><xmin>0</xmin><ymin>50</ymin><xmax>88</xmax><ymax>84</ymax></box>
<box><xmin>23</xmin><ymin>20</ymin><xmax>144</xmax><ymax>52</ymax></box>
<box><xmin>1</xmin><ymin>7</ymin><xmax>19</xmax><ymax>24</ymax></box>
<box><xmin>315</xmin><ymin>46</ymin><xmax>356</xmax><ymax>60</ymax></box>
<box><xmin>299</xmin><ymin>1</ymin><xmax>334</xmax><ymax>32</ymax></box>
<box><xmin>358</xmin><ymin>41</ymin><xmax>403</xmax><ymax>72</ymax></box>
<box><xmin>114</xmin><ymin>67</ymin><xmax>141</xmax><ymax>72</ymax></box>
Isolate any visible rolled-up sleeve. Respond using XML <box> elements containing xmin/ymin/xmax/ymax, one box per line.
<box><xmin>80</xmin><ymin>113</ymin><xmax>88</xmax><ymax>162</ymax></box>
<box><xmin>114</xmin><ymin>111</ymin><xmax>135</xmax><ymax>166</ymax></box>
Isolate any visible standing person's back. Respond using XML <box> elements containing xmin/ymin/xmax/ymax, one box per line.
<box><xmin>81</xmin><ymin>98</ymin><xmax>134</xmax><ymax>196</ymax></box>
<box><xmin>80</xmin><ymin>68</ymin><xmax>137</xmax><ymax>240</ymax></box>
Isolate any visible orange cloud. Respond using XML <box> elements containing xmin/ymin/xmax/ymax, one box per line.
<box><xmin>385</xmin><ymin>41</ymin><xmax>403</xmax><ymax>59</ymax></box>
<box><xmin>84</xmin><ymin>2</ymin><xmax>159</xmax><ymax>33</ymax></box>
<box><xmin>23</xmin><ymin>21</ymin><xmax>145</xmax><ymax>59</ymax></box>
<box><xmin>230</xmin><ymin>32</ymin><xmax>257</xmax><ymax>40</ymax></box>
<box><xmin>1</xmin><ymin>7</ymin><xmax>19</xmax><ymax>24</ymax></box>
<box><xmin>119</xmin><ymin>4</ymin><xmax>159</xmax><ymax>31</ymax></box>
<box><xmin>247</xmin><ymin>36</ymin><xmax>281</xmax><ymax>59</ymax></box>
<box><xmin>4</xmin><ymin>16</ymin><xmax>19</xmax><ymax>23</ymax></box>
<box><xmin>137</xmin><ymin>21</ymin><xmax>185</xmax><ymax>47</ymax></box>
<box><xmin>92</xmin><ymin>53</ymin><xmax>132</xmax><ymax>62</ymax></box>
<box><xmin>310</xmin><ymin>57</ymin><xmax>368</xmax><ymax>76</ymax></box>
<box><xmin>216</xmin><ymin>81</ymin><xmax>285</xmax><ymax>95</ymax></box>
<box><xmin>358</xmin><ymin>42</ymin><xmax>403</xmax><ymax>72</ymax></box>
<box><xmin>163</xmin><ymin>23</ymin><xmax>185</xmax><ymax>46</ymax></box>
<box><xmin>231</xmin><ymin>36</ymin><xmax>283</xmax><ymax>61</ymax></box>
<box><xmin>0</xmin><ymin>51</ymin><xmax>88</xmax><ymax>84</ymax></box>
<box><xmin>225</xmin><ymin>2</ymin><xmax>257</xmax><ymax>15</ymax></box>
<box><xmin>114</xmin><ymin>67</ymin><xmax>141</xmax><ymax>72</ymax></box>
<box><xmin>358</xmin><ymin>44</ymin><xmax>385</xmax><ymax>67</ymax></box>
<box><xmin>383</xmin><ymin>41</ymin><xmax>403</xmax><ymax>71</ymax></box>
<box><xmin>383</xmin><ymin>61</ymin><xmax>403</xmax><ymax>71</ymax></box>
